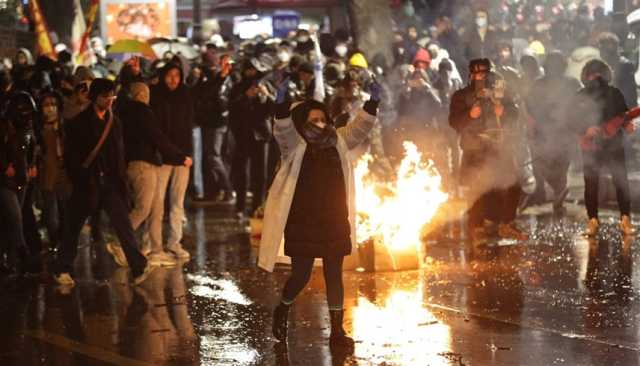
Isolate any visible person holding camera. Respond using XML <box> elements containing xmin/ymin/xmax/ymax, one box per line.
<box><xmin>449</xmin><ymin>58</ymin><xmax>527</xmax><ymax>243</ymax></box>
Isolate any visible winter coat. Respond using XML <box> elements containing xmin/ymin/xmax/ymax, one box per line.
<box><xmin>229</xmin><ymin>79</ymin><xmax>273</xmax><ymax>143</ymax></box>
<box><xmin>258</xmin><ymin>107</ymin><xmax>377</xmax><ymax>272</ymax></box>
<box><xmin>150</xmin><ymin>65</ymin><xmax>195</xmax><ymax>165</ymax></box>
<box><xmin>0</xmin><ymin>119</ymin><xmax>37</xmax><ymax>191</ymax></box>
<box><xmin>39</xmin><ymin>122</ymin><xmax>71</xmax><ymax>194</ymax></box>
<box><xmin>121</xmin><ymin>99</ymin><xmax>187</xmax><ymax>165</ymax></box>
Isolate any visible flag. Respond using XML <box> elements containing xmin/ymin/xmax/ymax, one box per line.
<box><xmin>76</xmin><ymin>0</ymin><xmax>99</xmax><ymax>65</ymax></box>
<box><xmin>71</xmin><ymin>0</ymin><xmax>86</xmax><ymax>60</ymax></box>
<box><xmin>29</xmin><ymin>0</ymin><xmax>56</xmax><ymax>60</ymax></box>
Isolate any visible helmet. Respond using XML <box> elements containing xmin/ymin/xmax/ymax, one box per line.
<box><xmin>5</xmin><ymin>91</ymin><xmax>37</xmax><ymax>125</ymax></box>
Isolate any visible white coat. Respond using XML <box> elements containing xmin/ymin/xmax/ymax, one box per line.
<box><xmin>257</xmin><ymin>107</ymin><xmax>377</xmax><ymax>272</ymax></box>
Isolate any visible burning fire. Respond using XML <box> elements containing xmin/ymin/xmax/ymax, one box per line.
<box><xmin>355</xmin><ymin>141</ymin><xmax>448</xmax><ymax>252</ymax></box>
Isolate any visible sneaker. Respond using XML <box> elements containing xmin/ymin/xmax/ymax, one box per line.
<box><xmin>133</xmin><ymin>264</ymin><xmax>157</xmax><ymax>286</ymax></box>
<box><xmin>620</xmin><ymin>215</ymin><xmax>635</xmax><ymax>236</ymax></box>
<box><xmin>147</xmin><ymin>251</ymin><xmax>177</xmax><ymax>267</ymax></box>
<box><xmin>498</xmin><ymin>222</ymin><xmax>529</xmax><ymax>241</ymax></box>
<box><xmin>167</xmin><ymin>243</ymin><xmax>190</xmax><ymax>260</ymax></box>
<box><xmin>586</xmin><ymin>218</ymin><xmax>599</xmax><ymax>237</ymax></box>
<box><xmin>54</xmin><ymin>272</ymin><xmax>75</xmax><ymax>287</ymax></box>
<box><xmin>106</xmin><ymin>242</ymin><xmax>129</xmax><ymax>267</ymax></box>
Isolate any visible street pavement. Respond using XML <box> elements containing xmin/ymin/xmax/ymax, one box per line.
<box><xmin>1</xmin><ymin>201</ymin><xmax>639</xmax><ymax>366</ymax></box>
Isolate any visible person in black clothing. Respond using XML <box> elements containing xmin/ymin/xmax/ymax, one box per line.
<box><xmin>194</xmin><ymin>54</ymin><xmax>234</xmax><ymax>202</ymax></box>
<box><xmin>269</xmin><ymin>83</ymin><xmax>380</xmax><ymax>352</ymax></box>
<box><xmin>53</xmin><ymin>79</ymin><xmax>154</xmax><ymax>287</ymax></box>
<box><xmin>0</xmin><ymin>91</ymin><xmax>38</xmax><ymax>275</ymax></box>
<box><xmin>597</xmin><ymin>32</ymin><xmax>638</xmax><ymax>108</ymax></box>
<box><xmin>571</xmin><ymin>60</ymin><xmax>634</xmax><ymax>237</ymax></box>
<box><xmin>229</xmin><ymin>61</ymin><xmax>273</xmax><ymax>219</ymax></box>
<box><xmin>449</xmin><ymin>59</ymin><xmax>527</xmax><ymax>243</ymax></box>
<box><xmin>525</xmin><ymin>51</ymin><xmax>581</xmax><ymax>214</ymax></box>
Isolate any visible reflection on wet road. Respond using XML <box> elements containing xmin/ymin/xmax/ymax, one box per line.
<box><xmin>2</xmin><ymin>205</ymin><xmax>640</xmax><ymax>365</ymax></box>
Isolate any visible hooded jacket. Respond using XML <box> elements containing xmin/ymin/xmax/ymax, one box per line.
<box><xmin>150</xmin><ymin>63</ymin><xmax>194</xmax><ymax>165</ymax></box>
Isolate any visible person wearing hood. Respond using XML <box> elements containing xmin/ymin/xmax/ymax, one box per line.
<box><xmin>524</xmin><ymin>51</ymin><xmax>581</xmax><ymax>214</ymax></box>
<box><xmin>11</xmin><ymin>48</ymin><xmax>33</xmax><ymax>90</ymax></box>
<box><xmin>262</xmin><ymin>80</ymin><xmax>381</xmax><ymax>352</ymax></box>
<box><xmin>149</xmin><ymin>63</ymin><xmax>195</xmax><ymax>260</ymax></box>
<box><xmin>229</xmin><ymin>58</ymin><xmax>273</xmax><ymax>219</ymax></box>
<box><xmin>570</xmin><ymin>60</ymin><xmax>634</xmax><ymax>237</ymax></box>
<box><xmin>106</xmin><ymin>82</ymin><xmax>192</xmax><ymax>268</ymax></box>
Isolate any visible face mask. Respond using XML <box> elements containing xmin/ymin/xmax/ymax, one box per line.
<box><xmin>335</xmin><ymin>45</ymin><xmax>348</xmax><ymax>57</ymax></box>
<box><xmin>476</xmin><ymin>18</ymin><xmax>488</xmax><ymax>28</ymax></box>
<box><xmin>297</xmin><ymin>36</ymin><xmax>309</xmax><ymax>43</ymax></box>
<box><xmin>277</xmin><ymin>52</ymin><xmax>290</xmax><ymax>63</ymax></box>
<box><xmin>43</xmin><ymin>105</ymin><xmax>58</xmax><ymax>122</ymax></box>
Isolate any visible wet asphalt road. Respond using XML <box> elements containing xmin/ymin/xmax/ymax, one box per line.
<box><xmin>1</xmin><ymin>201</ymin><xmax>640</xmax><ymax>366</ymax></box>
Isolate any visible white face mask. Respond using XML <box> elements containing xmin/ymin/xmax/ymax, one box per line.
<box><xmin>335</xmin><ymin>45</ymin><xmax>348</xmax><ymax>57</ymax></box>
<box><xmin>43</xmin><ymin>105</ymin><xmax>58</xmax><ymax>122</ymax></box>
<box><xmin>277</xmin><ymin>52</ymin><xmax>290</xmax><ymax>63</ymax></box>
<box><xmin>476</xmin><ymin>17</ymin><xmax>488</xmax><ymax>28</ymax></box>
<box><xmin>297</xmin><ymin>35</ymin><xmax>310</xmax><ymax>43</ymax></box>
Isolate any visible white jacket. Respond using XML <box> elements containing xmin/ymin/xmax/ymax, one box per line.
<box><xmin>258</xmin><ymin>107</ymin><xmax>377</xmax><ymax>272</ymax></box>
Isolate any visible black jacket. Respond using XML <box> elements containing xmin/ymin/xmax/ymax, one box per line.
<box><xmin>194</xmin><ymin>73</ymin><xmax>232</xmax><ymax>129</ymax></box>
<box><xmin>229</xmin><ymin>79</ymin><xmax>273</xmax><ymax>142</ymax></box>
<box><xmin>64</xmin><ymin>106</ymin><xmax>128</xmax><ymax>203</ymax></box>
<box><xmin>570</xmin><ymin>79</ymin><xmax>628</xmax><ymax>151</ymax></box>
<box><xmin>121</xmin><ymin>99</ymin><xmax>186</xmax><ymax>165</ymax></box>
<box><xmin>150</xmin><ymin>67</ymin><xmax>195</xmax><ymax>165</ymax></box>
<box><xmin>0</xmin><ymin>119</ymin><xmax>37</xmax><ymax>190</ymax></box>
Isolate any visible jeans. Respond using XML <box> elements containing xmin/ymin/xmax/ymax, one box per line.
<box><xmin>232</xmin><ymin>139</ymin><xmax>268</xmax><ymax>213</ymax></box>
<box><xmin>583</xmin><ymin>148</ymin><xmax>631</xmax><ymax>219</ymax></box>
<box><xmin>42</xmin><ymin>189</ymin><xmax>68</xmax><ymax>245</ymax></box>
<box><xmin>150</xmin><ymin>165</ymin><xmax>189</xmax><ymax>251</ymax></box>
<box><xmin>281</xmin><ymin>256</ymin><xmax>345</xmax><ymax>311</ymax></box>
<box><xmin>55</xmin><ymin>179</ymin><xmax>147</xmax><ymax>276</ymax></box>
<box><xmin>202</xmin><ymin>125</ymin><xmax>232</xmax><ymax>196</ymax></box>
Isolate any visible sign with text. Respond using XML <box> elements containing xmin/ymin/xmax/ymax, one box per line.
<box><xmin>101</xmin><ymin>0</ymin><xmax>176</xmax><ymax>43</ymax></box>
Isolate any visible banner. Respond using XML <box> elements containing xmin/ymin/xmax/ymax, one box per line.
<box><xmin>76</xmin><ymin>0</ymin><xmax>100</xmax><ymax>65</ymax></box>
<box><xmin>101</xmin><ymin>0</ymin><xmax>176</xmax><ymax>43</ymax></box>
<box><xmin>29</xmin><ymin>0</ymin><xmax>56</xmax><ymax>60</ymax></box>
<box><xmin>71</xmin><ymin>0</ymin><xmax>86</xmax><ymax>60</ymax></box>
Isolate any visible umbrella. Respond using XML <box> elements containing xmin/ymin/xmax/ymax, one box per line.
<box><xmin>107</xmin><ymin>39</ymin><xmax>157</xmax><ymax>61</ymax></box>
<box><xmin>148</xmin><ymin>39</ymin><xmax>200</xmax><ymax>60</ymax></box>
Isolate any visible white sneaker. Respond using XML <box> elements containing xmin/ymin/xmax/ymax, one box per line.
<box><xmin>586</xmin><ymin>218</ymin><xmax>599</xmax><ymax>237</ymax></box>
<box><xmin>620</xmin><ymin>215</ymin><xmax>635</xmax><ymax>236</ymax></box>
<box><xmin>147</xmin><ymin>251</ymin><xmax>177</xmax><ymax>267</ymax></box>
<box><xmin>54</xmin><ymin>273</ymin><xmax>75</xmax><ymax>287</ymax></box>
<box><xmin>106</xmin><ymin>242</ymin><xmax>129</xmax><ymax>267</ymax></box>
<box><xmin>141</xmin><ymin>241</ymin><xmax>151</xmax><ymax>257</ymax></box>
<box><xmin>167</xmin><ymin>244</ymin><xmax>190</xmax><ymax>260</ymax></box>
<box><xmin>133</xmin><ymin>264</ymin><xmax>157</xmax><ymax>286</ymax></box>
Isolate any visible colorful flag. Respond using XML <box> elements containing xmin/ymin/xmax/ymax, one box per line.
<box><xmin>76</xmin><ymin>0</ymin><xmax>100</xmax><ymax>65</ymax></box>
<box><xmin>29</xmin><ymin>0</ymin><xmax>56</xmax><ymax>60</ymax></box>
<box><xmin>71</xmin><ymin>0</ymin><xmax>86</xmax><ymax>61</ymax></box>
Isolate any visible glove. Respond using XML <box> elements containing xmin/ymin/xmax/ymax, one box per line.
<box><xmin>369</xmin><ymin>79</ymin><xmax>382</xmax><ymax>102</ymax></box>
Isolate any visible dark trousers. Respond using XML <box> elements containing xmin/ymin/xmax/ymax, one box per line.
<box><xmin>55</xmin><ymin>180</ymin><xmax>147</xmax><ymax>276</ymax></box>
<box><xmin>232</xmin><ymin>138</ymin><xmax>268</xmax><ymax>213</ymax></box>
<box><xmin>469</xmin><ymin>184</ymin><xmax>521</xmax><ymax>228</ymax></box>
<box><xmin>0</xmin><ymin>186</ymin><xmax>27</xmax><ymax>265</ymax></box>
<box><xmin>583</xmin><ymin>147</ymin><xmax>631</xmax><ymax>219</ymax></box>
<box><xmin>202</xmin><ymin>125</ymin><xmax>232</xmax><ymax>196</ymax></box>
<box><xmin>530</xmin><ymin>142</ymin><xmax>571</xmax><ymax>200</ymax></box>
<box><xmin>42</xmin><ymin>189</ymin><xmax>67</xmax><ymax>246</ymax></box>
<box><xmin>282</xmin><ymin>256</ymin><xmax>345</xmax><ymax>310</ymax></box>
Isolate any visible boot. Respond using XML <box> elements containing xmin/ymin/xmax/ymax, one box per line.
<box><xmin>272</xmin><ymin>303</ymin><xmax>290</xmax><ymax>341</ymax></box>
<box><xmin>329</xmin><ymin>309</ymin><xmax>354</xmax><ymax>352</ymax></box>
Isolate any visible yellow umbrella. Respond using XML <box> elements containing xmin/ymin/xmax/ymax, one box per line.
<box><xmin>107</xmin><ymin>39</ymin><xmax>157</xmax><ymax>61</ymax></box>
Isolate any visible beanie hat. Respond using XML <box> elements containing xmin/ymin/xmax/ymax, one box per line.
<box><xmin>89</xmin><ymin>78</ymin><xmax>116</xmax><ymax>102</ymax></box>
<box><xmin>298</xmin><ymin>62</ymin><xmax>315</xmax><ymax>75</ymax></box>
<box><xmin>412</xmin><ymin>48</ymin><xmax>431</xmax><ymax>67</ymax></box>
<box><xmin>349</xmin><ymin>52</ymin><xmax>368</xmax><ymax>69</ymax></box>
<box><xmin>469</xmin><ymin>58</ymin><xmax>491</xmax><ymax>73</ymax></box>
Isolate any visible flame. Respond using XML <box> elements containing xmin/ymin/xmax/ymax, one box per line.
<box><xmin>355</xmin><ymin>141</ymin><xmax>448</xmax><ymax>252</ymax></box>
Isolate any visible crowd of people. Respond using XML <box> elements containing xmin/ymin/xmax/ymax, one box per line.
<box><xmin>1</xmin><ymin>0</ymin><xmax>639</xmax><ymax>350</ymax></box>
